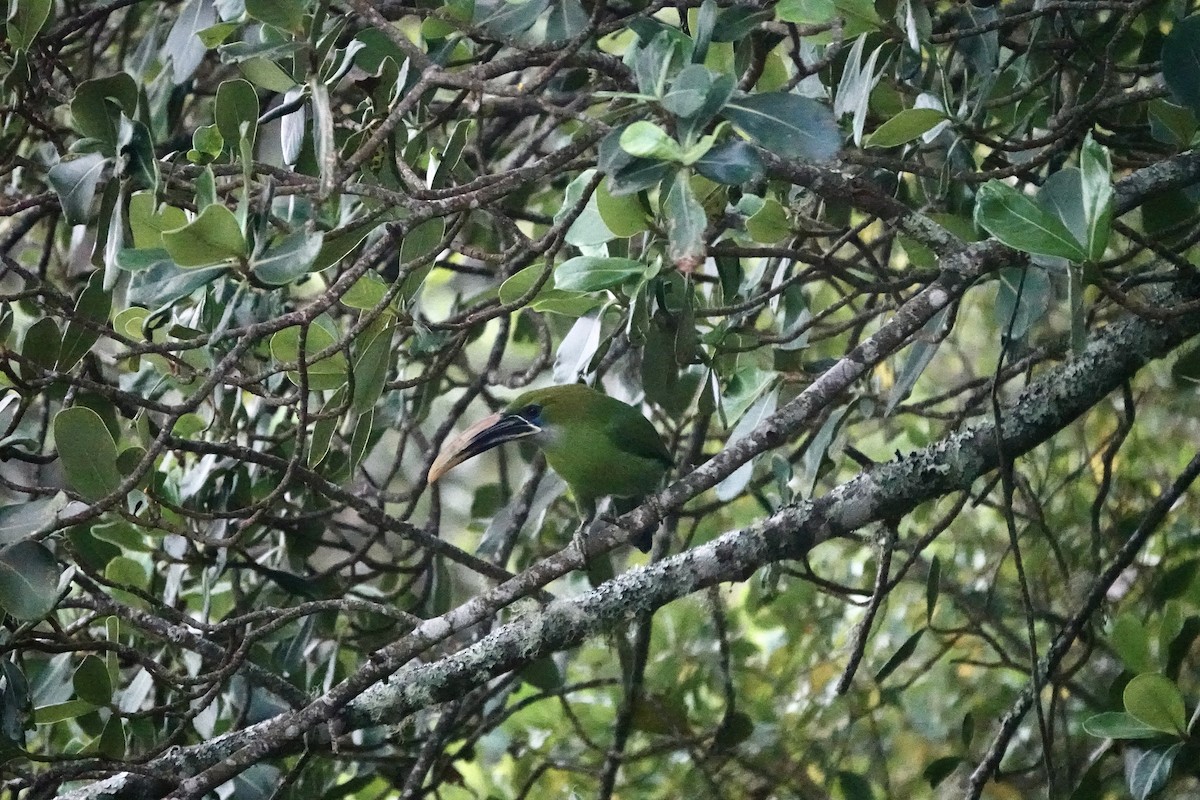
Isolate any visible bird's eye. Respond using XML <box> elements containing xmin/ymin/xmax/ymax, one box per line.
<box><xmin>522</xmin><ymin>403</ymin><xmax>541</xmax><ymax>419</ymax></box>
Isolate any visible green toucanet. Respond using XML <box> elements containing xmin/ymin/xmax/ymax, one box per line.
<box><xmin>427</xmin><ymin>384</ymin><xmax>672</xmax><ymax>552</ymax></box>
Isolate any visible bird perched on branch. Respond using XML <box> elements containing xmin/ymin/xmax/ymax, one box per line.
<box><xmin>428</xmin><ymin>383</ymin><xmax>672</xmax><ymax>553</ymax></box>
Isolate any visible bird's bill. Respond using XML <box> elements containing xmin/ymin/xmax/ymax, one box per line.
<box><xmin>427</xmin><ymin>411</ymin><xmax>541</xmax><ymax>483</ymax></box>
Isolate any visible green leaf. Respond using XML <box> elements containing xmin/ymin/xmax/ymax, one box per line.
<box><xmin>694</xmin><ymin>140</ymin><xmax>763</xmax><ymax>185</ymax></box>
<box><xmin>196</xmin><ymin>21</ymin><xmax>241</xmax><ymax>47</ymax></box>
<box><xmin>874</xmin><ymin>628</ymin><xmax>925</xmax><ymax>683</ymax></box>
<box><xmin>775</xmin><ymin>0</ymin><xmax>834</xmax><ymax>24</ymax></box>
<box><xmin>833</xmin><ymin>0</ymin><xmax>884</xmax><ymax>35</ymax></box>
<box><xmin>53</xmin><ymin>407</ymin><xmax>123</xmax><ymax>502</ymax></box>
<box><xmin>745</xmin><ymin>196</ymin><xmax>789</xmax><ymax>243</ymax></box>
<box><xmin>665</xmin><ymin>171</ymin><xmax>707</xmax><ymax>268</ymax></box>
<box><xmin>6</xmin><ymin>0</ymin><xmax>53</xmax><ymax>50</ymax></box>
<box><xmin>1126</xmin><ymin>743</ymin><xmax>1183</xmax><ymax>800</ymax></box>
<box><xmin>270</xmin><ymin>319</ymin><xmax>349</xmax><ymax>391</ymax></box>
<box><xmin>925</xmin><ymin>555</ymin><xmax>939</xmax><ymax>624</ymax></box>
<box><xmin>245</xmin><ymin>0</ymin><xmax>306</xmax><ymax>34</ymax></box>
<box><xmin>308</xmin><ymin>386</ymin><xmax>347</xmax><ymax>468</ymax></box>
<box><xmin>923</xmin><ymin>756</ymin><xmax>962</xmax><ymax>789</ymax></box>
<box><xmin>1123</xmin><ymin>673</ymin><xmax>1187</xmax><ymax>734</ymax></box>
<box><xmin>518</xmin><ymin>657</ymin><xmax>563</xmax><ymax>691</ymax></box>
<box><xmin>973</xmin><ymin>180</ymin><xmax>1087</xmax><ymax>261</ymax></box>
<box><xmin>554</xmin><ymin>257</ymin><xmax>645</xmax><ymax>292</ymax></box>
<box><xmin>0</xmin><ymin>494</ymin><xmax>67</xmax><ymax>546</ymax></box>
<box><xmin>57</xmin><ymin>273</ymin><xmax>112</xmax><ymax>372</ymax></box>
<box><xmin>162</xmin><ymin>204</ymin><xmax>246</xmax><ymax>267</ymax></box>
<box><xmin>865</xmin><ymin>108</ymin><xmax>947</xmax><ymax>148</ymax></box>
<box><xmin>47</xmin><ymin>153</ymin><xmax>107</xmax><ymax>225</ymax></box>
<box><xmin>1079</xmin><ymin>133</ymin><xmax>1114</xmax><ymax>261</ymax></box>
<box><xmin>341</xmin><ymin>271</ymin><xmax>389</xmax><ymax>309</ymax></box>
<box><xmin>69</xmin><ymin>73</ymin><xmax>137</xmax><ymax>148</ymax></box>
<box><xmin>348</xmin><ymin>408</ymin><xmax>374</xmax><ymax>474</ymax></box>
<box><xmin>239</xmin><ymin>57</ymin><xmax>298</xmax><ymax>92</ymax></box>
<box><xmin>595</xmin><ymin>182</ymin><xmax>649</xmax><ymax>237</ymax></box>
<box><xmin>97</xmin><ymin>716</ymin><xmax>126</xmax><ymax>759</ymax></box>
<box><xmin>1111</xmin><ymin>613</ymin><xmax>1155</xmax><ymax>673</ymax></box>
<box><xmin>165</xmin><ymin>0</ymin><xmax>216</xmax><ymax>82</ymax></box>
<box><xmin>105</xmin><ymin>555</ymin><xmax>148</xmax><ymax>590</ymax></box>
<box><xmin>115</xmin><ymin>248</ymin><xmax>173</xmax><ymax>273</ymax></box>
<box><xmin>251</xmin><ymin>230</ymin><xmax>324</xmax><ymax>285</ymax></box>
<box><xmin>33</xmin><ymin>698</ymin><xmax>94</xmax><ymax>724</ymax></box>
<box><xmin>1162</xmin><ymin>15</ymin><xmax>1200</xmax><ymax>115</ymax></box>
<box><xmin>716</xmin><ymin>387</ymin><xmax>777</xmax><ymax>501</ymax></box>
<box><xmin>0</xmin><ymin>541</ymin><xmax>60</xmax><ymax>621</ymax></box>
<box><xmin>722</xmin><ymin>93</ymin><xmax>840</xmax><ymax>161</ymax></box>
<box><xmin>215</xmin><ymin>78</ymin><xmax>260</xmax><ymax>151</ymax></box>
<box><xmin>189</xmin><ymin>125</ymin><xmax>224</xmax><ymax>164</ymax></box>
<box><xmin>351</xmin><ymin>322</ymin><xmax>393</xmax><ymax>414</ymax></box>
<box><xmin>128</xmin><ymin>191</ymin><xmax>188</xmax><ymax>250</ymax></box>
<box><xmin>1148</xmin><ymin>99</ymin><xmax>1196</xmax><ymax>148</ymax></box>
<box><xmin>20</xmin><ymin>317</ymin><xmax>60</xmax><ymax>379</ymax></box>
<box><xmin>714</xmin><ymin>711</ymin><xmax>754</xmax><ymax>748</ymax></box>
<box><xmin>72</xmin><ymin>656</ymin><xmax>112</xmax><ymax>707</ymax></box>
<box><xmin>619</xmin><ymin>121</ymin><xmax>684</xmax><ymax>162</ymax></box>
<box><xmin>1082</xmin><ymin>712</ymin><xmax>1163</xmax><ymax>740</ymax></box>
<box><xmin>128</xmin><ymin>262</ymin><xmax>226</xmax><ymax>308</ymax></box>
<box><xmin>662</xmin><ymin>64</ymin><xmax>711</xmax><ymax>118</ymax></box>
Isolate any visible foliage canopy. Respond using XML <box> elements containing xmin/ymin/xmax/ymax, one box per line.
<box><xmin>2</xmin><ymin>0</ymin><xmax>1200</xmax><ymax>798</ymax></box>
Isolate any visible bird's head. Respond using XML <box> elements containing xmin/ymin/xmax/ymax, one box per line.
<box><xmin>427</xmin><ymin>387</ymin><xmax>569</xmax><ymax>483</ymax></box>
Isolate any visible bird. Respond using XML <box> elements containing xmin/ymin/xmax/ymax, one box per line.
<box><xmin>427</xmin><ymin>383</ymin><xmax>672</xmax><ymax>553</ymax></box>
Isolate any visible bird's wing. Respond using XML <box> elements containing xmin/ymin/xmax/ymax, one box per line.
<box><xmin>604</xmin><ymin>411</ymin><xmax>673</xmax><ymax>466</ymax></box>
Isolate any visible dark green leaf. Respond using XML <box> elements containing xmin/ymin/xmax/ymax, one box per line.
<box><xmin>20</xmin><ymin>317</ymin><xmax>61</xmax><ymax>379</ymax></box>
<box><xmin>714</xmin><ymin>712</ymin><xmax>754</xmax><ymax>748</ymax></box>
<box><xmin>6</xmin><ymin>0</ymin><xmax>52</xmax><ymax>50</ymax></box>
<box><xmin>923</xmin><ymin>756</ymin><xmax>962</xmax><ymax>789</ymax></box>
<box><xmin>0</xmin><ymin>541</ymin><xmax>60</xmax><ymax>621</ymax></box>
<box><xmin>351</xmin><ymin>322</ymin><xmax>393</xmax><ymax>414</ymax></box>
<box><xmin>518</xmin><ymin>657</ymin><xmax>563</xmax><ymax>691</ymax></box>
<box><xmin>874</xmin><ymin>628</ymin><xmax>925</xmax><ymax>683</ymax></box>
<box><xmin>925</xmin><ymin>555</ymin><xmax>940</xmax><ymax>624</ymax></box>
<box><xmin>128</xmin><ymin>262</ymin><xmax>226</xmax><ymax>308</ymax></box>
<box><xmin>1082</xmin><ymin>712</ymin><xmax>1163</xmax><ymax>740</ymax></box>
<box><xmin>69</xmin><ymin>73</ymin><xmax>137</xmax><ymax>148</ymax></box>
<box><xmin>72</xmin><ymin>656</ymin><xmax>112</xmax><ymax>707</ymax></box>
<box><xmin>1080</xmin><ymin>133</ymin><xmax>1114</xmax><ymax>260</ymax></box>
<box><xmin>974</xmin><ymin>180</ymin><xmax>1087</xmax><ymax>261</ymax></box>
<box><xmin>308</xmin><ymin>386</ymin><xmax>347</xmax><ymax>468</ymax></box>
<box><xmin>694</xmin><ymin>140</ymin><xmax>763</xmax><ymax>185</ymax></box>
<box><xmin>662</xmin><ymin>65</ymin><xmax>711</xmax><ymax>118</ymax></box>
<box><xmin>47</xmin><ymin>153</ymin><xmax>107</xmax><ymax>225</ymax></box>
<box><xmin>1162</xmin><ymin>15</ymin><xmax>1200</xmax><ymax>115</ymax></box>
<box><xmin>1125</xmin><ymin>743</ymin><xmax>1182</xmax><ymax>800</ymax></box>
<box><xmin>665</xmin><ymin>170</ymin><xmax>707</xmax><ymax>268</ymax></box>
<box><xmin>53</xmin><ymin>408</ymin><xmax>123</xmax><ymax>502</ymax></box>
<box><xmin>215</xmin><ymin>79</ymin><xmax>260</xmax><ymax>151</ymax></box>
<box><xmin>57</xmin><ymin>273</ymin><xmax>111</xmax><ymax>372</ymax></box>
<box><xmin>722</xmin><ymin>93</ymin><xmax>840</xmax><ymax>161</ymax></box>
<box><xmin>251</xmin><ymin>230</ymin><xmax>324</xmax><ymax>285</ymax></box>
<box><xmin>0</xmin><ymin>495</ymin><xmax>67</xmax><ymax>547</ymax></box>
